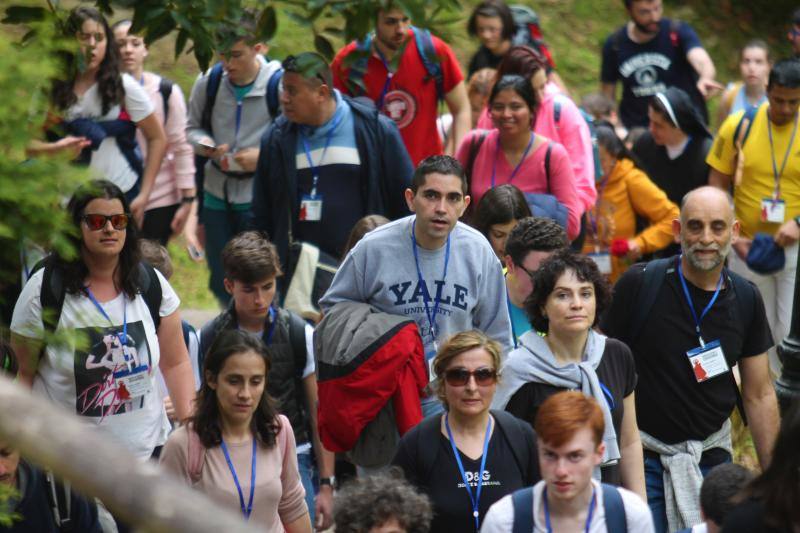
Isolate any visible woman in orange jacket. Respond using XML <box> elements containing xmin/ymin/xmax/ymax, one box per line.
<box><xmin>582</xmin><ymin>124</ymin><xmax>679</xmax><ymax>283</ymax></box>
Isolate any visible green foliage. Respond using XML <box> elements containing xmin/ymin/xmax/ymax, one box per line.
<box><xmin>0</xmin><ymin>13</ymin><xmax>85</xmax><ymax>297</ymax></box>
<box><xmin>0</xmin><ymin>483</ymin><xmax>21</xmax><ymax>527</ymax></box>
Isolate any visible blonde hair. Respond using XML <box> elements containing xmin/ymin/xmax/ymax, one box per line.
<box><xmin>432</xmin><ymin>330</ymin><xmax>502</xmax><ymax>409</ymax></box>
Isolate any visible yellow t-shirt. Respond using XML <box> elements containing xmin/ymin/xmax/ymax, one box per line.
<box><xmin>706</xmin><ymin>104</ymin><xmax>800</xmax><ymax>238</ymax></box>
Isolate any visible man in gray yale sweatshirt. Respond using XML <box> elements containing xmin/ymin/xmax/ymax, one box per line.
<box><xmin>320</xmin><ymin>155</ymin><xmax>513</xmax><ymax>416</ymax></box>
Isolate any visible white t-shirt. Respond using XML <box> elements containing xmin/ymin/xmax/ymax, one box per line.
<box><xmin>65</xmin><ymin>73</ymin><xmax>154</xmax><ymax>193</ymax></box>
<box><xmin>11</xmin><ymin>267</ymin><xmax>180</xmax><ymax>459</ymax></box>
<box><xmin>480</xmin><ymin>480</ymin><xmax>655</xmax><ymax>533</ymax></box>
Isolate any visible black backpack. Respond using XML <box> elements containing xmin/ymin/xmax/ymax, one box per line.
<box><xmin>33</xmin><ymin>258</ymin><xmax>162</xmax><ymax>337</ymax></box>
<box><xmin>157</xmin><ymin>77</ymin><xmax>174</xmax><ymax>124</ymax></box>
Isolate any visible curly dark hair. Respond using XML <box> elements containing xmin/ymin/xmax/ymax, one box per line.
<box><xmin>472</xmin><ymin>184</ymin><xmax>531</xmax><ymax>242</ymax></box>
<box><xmin>504</xmin><ymin>216</ymin><xmax>568</xmax><ymax>267</ymax></box>
<box><xmin>191</xmin><ymin>330</ymin><xmax>280</xmax><ymax>449</ymax></box>
<box><xmin>51</xmin><ymin>6</ymin><xmax>124</xmax><ymax>115</ymax></box>
<box><xmin>333</xmin><ymin>468</ymin><xmax>433</xmax><ymax>533</ymax></box>
<box><xmin>55</xmin><ymin>180</ymin><xmax>141</xmax><ymax>299</ymax></box>
<box><xmin>525</xmin><ymin>249</ymin><xmax>612</xmax><ymax>332</ymax></box>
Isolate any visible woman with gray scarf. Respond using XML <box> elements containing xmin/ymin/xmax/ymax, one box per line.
<box><xmin>492</xmin><ymin>249</ymin><xmax>647</xmax><ymax>501</ymax></box>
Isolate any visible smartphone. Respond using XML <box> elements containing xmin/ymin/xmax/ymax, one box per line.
<box><xmin>198</xmin><ymin>139</ymin><xmax>216</xmax><ymax>150</ymax></box>
<box><xmin>186</xmin><ymin>244</ymin><xmax>205</xmax><ymax>261</ymax></box>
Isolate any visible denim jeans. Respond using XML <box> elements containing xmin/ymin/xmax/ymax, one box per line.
<box><xmin>297</xmin><ymin>450</ymin><xmax>317</xmax><ymax>528</ymax></box>
<box><xmin>201</xmin><ymin>206</ymin><xmax>251</xmax><ymax>305</ymax></box>
<box><xmin>644</xmin><ymin>450</ymin><xmax>731</xmax><ymax>533</ymax></box>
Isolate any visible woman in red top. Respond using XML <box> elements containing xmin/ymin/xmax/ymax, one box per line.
<box><xmin>456</xmin><ymin>75</ymin><xmax>581</xmax><ymax>239</ymax></box>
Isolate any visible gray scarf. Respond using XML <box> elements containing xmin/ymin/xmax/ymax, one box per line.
<box><xmin>492</xmin><ymin>330</ymin><xmax>621</xmax><ymax>468</ymax></box>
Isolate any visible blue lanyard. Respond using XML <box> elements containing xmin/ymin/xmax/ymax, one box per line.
<box><xmin>445</xmin><ymin>413</ymin><xmax>493</xmax><ymax>531</ymax></box>
<box><xmin>84</xmin><ymin>287</ymin><xmax>128</xmax><ymax>348</ymax></box>
<box><xmin>300</xmin><ymin>110</ymin><xmax>343</xmax><ymax>198</ymax></box>
<box><xmin>220</xmin><ymin>437</ymin><xmax>257</xmax><ymax>520</ymax></box>
<box><xmin>506</xmin><ymin>292</ymin><xmax>518</xmax><ymax>349</ymax></box>
<box><xmin>491</xmin><ymin>133</ymin><xmax>535</xmax><ymax>189</ymax></box>
<box><xmin>677</xmin><ymin>257</ymin><xmax>724</xmax><ymax>347</ymax></box>
<box><xmin>411</xmin><ymin>219</ymin><xmax>451</xmax><ymax>346</ymax></box>
<box><xmin>231</xmin><ymin>101</ymin><xmax>243</xmax><ymax>152</ymax></box>
<box><xmin>767</xmin><ymin>110</ymin><xmax>798</xmax><ymax>200</ymax></box>
<box><xmin>543</xmin><ymin>486</ymin><xmax>596</xmax><ymax>533</ymax></box>
<box><xmin>375</xmin><ymin>46</ymin><xmax>393</xmax><ymax>109</ymax></box>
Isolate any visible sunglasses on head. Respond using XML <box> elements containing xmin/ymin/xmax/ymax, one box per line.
<box><xmin>444</xmin><ymin>367</ymin><xmax>497</xmax><ymax>387</ymax></box>
<box><xmin>82</xmin><ymin>213</ymin><xmax>130</xmax><ymax>231</ymax></box>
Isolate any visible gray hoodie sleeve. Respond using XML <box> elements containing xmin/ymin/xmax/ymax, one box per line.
<box><xmin>473</xmin><ymin>253</ymin><xmax>514</xmax><ymax>356</ymax></box>
<box><xmin>319</xmin><ymin>246</ymin><xmax>367</xmax><ymax>312</ymax></box>
<box><xmin>186</xmin><ymin>72</ymin><xmax>212</xmax><ymax>150</ymax></box>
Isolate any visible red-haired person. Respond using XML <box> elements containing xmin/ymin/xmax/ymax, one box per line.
<box><xmin>482</xmin><ymin>391</ymin><xmax>654</xmax><ymax>532</ymax></box>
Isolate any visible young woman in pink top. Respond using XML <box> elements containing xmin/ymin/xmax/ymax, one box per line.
<box><xmin>160</xmin><ymin>330</ymin><xmax>311</xmax><ymax>532</ymax></box>
<box><xmin>457</xmin><ymin>75</ymin><xmax>581</xmax><ymax>240</ymax></box>
<box><xmin>113</xmin><ymin>20</ymin><xmax>196</xmax><ymax>246</ymax></box>
<box><xmin>476</xmin><ymin>46</ymin><xmax>597</xmax><ymax>216</ymax></box>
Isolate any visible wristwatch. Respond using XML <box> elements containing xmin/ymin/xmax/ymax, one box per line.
<box><xmin>181</xmin><ymin>196</ymin><xmax>197</xmax><ymax>204</ymax></box>
<box><xmin>319</xmin><ymin>476</ymin><xmax>336</xmax><ymax>487</ymax></box>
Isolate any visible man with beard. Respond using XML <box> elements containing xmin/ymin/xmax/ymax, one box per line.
<box><xmin>600</xmin><ymin>0</ymin><xmax>721</xmax><ymax>129</ymax></box>
<box><xmin>707</xmin><ymin>58</ymin><xmax>800</xmax><ymax>377</ymax></box>
<box><xmin>600</xmin><ymin>187</ymin><xmax>779</xmax><ymax>533</ymax></box>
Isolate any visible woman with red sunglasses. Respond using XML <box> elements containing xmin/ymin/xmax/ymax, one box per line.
<box><xmin>10</xmin><ymin>180</ymin><xmax>195</xmax><ymax>465</ymax></box>
<box><xmin>392</xmin><ymin>330</ymin><xmax>540</xmax><ymax>533</ymax></box>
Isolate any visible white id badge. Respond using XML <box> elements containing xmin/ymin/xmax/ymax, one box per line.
<box><xmin>299</xmin><ymin>195</ymin><xmax>323</xmax><ymax>222</ymax></box>
<box><xmin>113</xmin><ymin>365</ymin><xmax>151</xmax><ymax>399</ymax></box>
<box><xmin>589</xmin><ymin>252</ymin><xmax>612</xmax><ymax>275</ymax></box>
<box><xmin>760</xmin><ymin>198</ymin><xmax>786</xmax><ymax>223</ymax></box>
<box><xmin>425</xmin><ymin>342</ymin><xmax>439</xmax><ymax>382</ymax></box>
<box><xmin>686</xmin><ymin>340</ymin><xmax>729</xmax><ymax>383</ymax></box>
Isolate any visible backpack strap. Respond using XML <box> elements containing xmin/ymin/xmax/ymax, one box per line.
<box><xmin>45</xmin><ymin>470</ymin><xmax>74</xmax><ymax>532</ymax></box>
<box><xmin>726</xmin><ymin>270</ymin><xmax>756</xmax><ymax>425</ymax></box>
<box><xmin>465</xmin><ymin>129</ymin><xmax>489</xmax><ymax>191</ymax></box>
<box><xmin>137</xmin><ymin>262</ymin><xmax>163</xmax><ymax>331</ymax></box>
<box><xmin>286</xmin><ymin>310</ymin><xmax>308</xmax><ymax>380</ymax></box>
<box><xmin>186</xmin><ymin>425</ymin><xmax>206</xmax><ymax>484</ymax></box>
<box><xmin>733</xmin><ymin>105</ymin><xmax>758</xmax><ymax>150</ymax></box>
<box><xmin>601</xmin><ymin>483</ymin><xmax>628</xmax><ymax>532</ymax></box>
<box><xmin>266</xmin><ymin>68</ymin><xmax>284</xmax><ymax>119</ymax></box>
<box><xmin>544</xmin><ymin>141</ymin><xmax>553</xmax><ymax>193</ymax></box>
<box><xmin>628</xmin><ymin>257</ymin><xmax>674</xmax><ymax>344</ymax></box>
<box><xmin>412</xmin><ymin>27</ymin><xmax>444</xmax><ymax>101</ymax></box>
<box><xmin>511</xmin><ymin>486</ymin><xmax>535</xmax><ymax>533</ymax></box>
<box><xmin>37</xmin><ymin>258</ymin><xmax>64</xmax><ymax>338</ymax></box>
<box><xmin>553</xmin><ymin>100</ymin><xmax>562</xmax><ymax>126</ymax></box>
<box><xmin>347</xmin><ymin>37</ymin><xmax>373</xmax><ymax>97</ymax></box>
<box><xmin>158</xmin><ymin>77</ymin><xmax>174</xmax><ymax>124</ymax></box>
<box><xmin>669</xmin><ymin>19</ymin><xmax>682</xmax><ymax>49</ymax></box>
<box><xmin>416</xmin><ymin>414</ymin><xmax>444</xmax><ymax>479</ymax></box>
<box><xmin>490</xmin><ymin>410</ymin><xmax>531</xmax><ymax>481</ymax></box>
<box><xmin>201</xmin><ymin>63</ymin><xmax>225</xmax><ymax>136</ymax></box>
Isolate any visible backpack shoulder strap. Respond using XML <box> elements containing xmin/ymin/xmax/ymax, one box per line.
<box><xmin>412</xmin><ymin>26</ymin><xmax>444</xmax><ymax>101</ymax></box>
<box><xmin>669</xmin><ymin>18</ymin><xmax>682</xmax><ymax>49</ymax></box>
<box><xmin>544</xmin><ymin>141</ymin><xmax>553</xmax><ymax>192</ymax></box>
<box><xmin>38</xmin><ymin>259</ymin><xmax>65</xmax><ymax>337</ymax></box>
<box><xmin>491</xmin><ymin>410</ymin><xmax>530</xmax><ymax>479</ymax></box>
<box><xmin>266</xmin><ymin>68</ymin><xmax>283</xmax><ymax>119</ymax></box>
<box><xmin>511</xmin><ymin>486</ymin><xmax>535</xmax><ymax>533</ymax></box>
<box><xmin>137</xmin><ymin>262</ymin><xmax>162</xmax><ymax>331</ymax></box>
<box><xmin>726</xmin><ymin>269</ymin><xmax>757</xmax><ymax>425</ymax></box>
<box><xmin>286</xmin><ymin>309</ymin><xmax>308</xmax><ymax>380</ymax></box>
<box><xmin>346</xmin><ymin>37</ymin><xmax>373</xmax><ymax>97</ymax></box>
<box><xmin>466</xmin><ymin>129</ymin><xmax>489</xmax><ymax>191</ymax></box>
<box><xmin>628</xmin><ymin>257</ymin><xmax>674</xmax><ymax>344</ymax></box>
<box><xmin>45</xmin><ymin>470</ymin><xmax>73</xmax><ymax>532</ymax></box>
<box><xmin>601</xmin><ymin>483</ymin><xmax>628</xmax><ymax>532</ymax></box>
<box><xmin>553</xmin><ymin>100</ymin><xmax>562</xmax><ymax>125</ymax></box>
<box><xmin>417</xmin><ymin>414</ymin><xmax>444</xmax><ymax>479</ymax></box>
<box><xmin>201</xmin><ymin>63</ymin><xmax>225</xmax><ymax>135</ymax></box>
<box><xmin>186</xmin><ymin>426</ymin><xmax>206</xmax><ymax>484</ymax></box>
<box><xmin>733</xmin><ymin>105</ymin><xmax>758</xmax><ymax>150</ymax></box>
<box><xmin>158</xmin><ymin>77</ymin><xmax>174</xmax><ymax>124</ymax></box>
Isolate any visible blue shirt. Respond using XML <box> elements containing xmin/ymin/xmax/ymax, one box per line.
<box><xmin>508</xmin><ymin>299</ymin><xmax>532</xmax><ymax>346</ymax></box>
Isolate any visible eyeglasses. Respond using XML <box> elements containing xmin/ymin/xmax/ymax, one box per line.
<box><xmin>516</xmin><ymin>263</ymin><xmax>536</xmax><ymax>280</ymax></box>
<box><xmin>82</xmin><ymin>213</ymin><xmax>130</xmax><ymax>231</ymax></box>
<box><xmin>444</xmin><ymin>367</ymin><xmax>497</xmax><ymax>387</ymax></box>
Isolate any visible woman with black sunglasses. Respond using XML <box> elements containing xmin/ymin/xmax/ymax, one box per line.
<box><xmin>392</xmin><ymin>330</ymin><xmax>539</xmax><ymax>533</ymax></box>
<box><xmin>10</xmin><ymin>180</ymin><xmax>195</xmax><ymax>466</ymax></box>
<box><xmin>492</xmin><ymin>248</ymin><xmax>646</xmax><ymax>500</ymax></box>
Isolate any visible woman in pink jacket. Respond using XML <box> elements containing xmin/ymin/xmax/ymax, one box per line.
<box><xmin>457</xmin><ymin>75</ymin><xmax>581</xmax><ymax>239</ymax></box>
<box><xmin>477</xmin><ymin>46</ymin><xmax>597</xmax><ymax>218</ymax></box>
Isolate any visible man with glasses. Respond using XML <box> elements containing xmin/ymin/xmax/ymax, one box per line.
<box><xmin>185</xmin><ymin>12</ymin><xmax>283</xmax><ymax>304</ymax></box>
<box><xmin>320</xmin><ymin>155</ymin><xmax>513</xmax><ymax>417</ymax></box>
<box><xmin>503</xmin><ymin>217</ymin><xmax>568</xmax><ymax>344</ymax></box>
<box><xmin>250</xmin><ymin>52</ymin><xmax>413</xmax><ymax>273</ymax></box>
<box><xmin>601</xmin><ymin>0</ymin><xmax>721</xmax><ymax>128</ymax></box>
<box><xmin>330</xmin><ymin>6</ymin><xmax>471</xmax><ymax>165</ymax></box>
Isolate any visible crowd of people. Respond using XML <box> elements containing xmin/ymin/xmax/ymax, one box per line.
<box><xmin>4</xmin><ymin>0</ymin><xmax>800</xmax><ymax>532</ymax></box>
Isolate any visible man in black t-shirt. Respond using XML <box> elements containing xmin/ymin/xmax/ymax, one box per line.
<box><xmin>600</xmin><ymin>0</ymin><xmax>721</xmax><ymax>128</ymax></box>
<box><xmin>601</xmin><ymin>186</ymin><xmax>779</xmax><ymax>533</ymax></box>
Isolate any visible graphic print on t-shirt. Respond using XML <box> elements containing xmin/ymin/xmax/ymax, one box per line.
<box><xmin>387</xmin><ymin>279</ymin><xmax>469</xmax><ymax>340</ymax></box>
<box><xmin>383</xmin><ymin>89</ymin><xmax>417</xmax><ymax>129</ymax></box>
<box><xmin>75</xmin><ymin>320</ymin><xmax>152</xmax><ymax>419</ymax></box>
<box><xmin>619</xmin><ymin>53</ymin><xmax>671</xmax><ymax>98</ymax></box>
